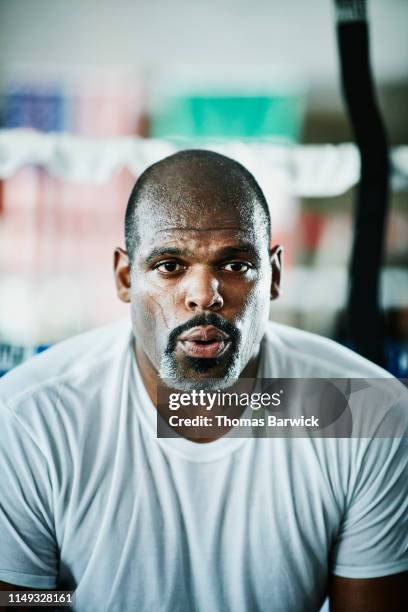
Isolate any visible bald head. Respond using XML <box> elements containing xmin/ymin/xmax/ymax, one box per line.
<box><xmin>124</xmin><ymin>149</ymin><xmax>271</xmax><ymax>263</ymax></box>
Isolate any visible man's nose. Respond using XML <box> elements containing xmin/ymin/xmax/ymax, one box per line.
<box><xmin>183</xmin><ymin>267</ymin><xmax>223</xmax><ymax>311</ymax></box>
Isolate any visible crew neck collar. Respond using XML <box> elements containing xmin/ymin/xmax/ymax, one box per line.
<box><xmin>129</xmin><ymin>333</ymin><xmax>268</xmax><ymax>463</ymax></box>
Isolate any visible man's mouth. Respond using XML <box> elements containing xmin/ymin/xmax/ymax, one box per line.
<box><xmin>177</xmin><ymin>325</ymin><xmax>231</xmax><ymax>358</ymax></box>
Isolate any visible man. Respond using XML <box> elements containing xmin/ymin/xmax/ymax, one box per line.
<box><xmin>0</xmin><ymin>150</ymin><xmax>407</xmax><ymax>611</ymax></box>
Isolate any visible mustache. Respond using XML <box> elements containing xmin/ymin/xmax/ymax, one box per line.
<box><xmin>165</xmin><ymin>313</ymin><xmax>241</xmax><ymax>355</ymax></box>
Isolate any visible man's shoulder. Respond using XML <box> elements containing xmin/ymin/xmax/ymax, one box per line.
<box><xmin>263</xmin><ymin>321</ymin><xmax>391</xmax><ymax>378</ymax></box>
<box><xmin>0</xmin><ymin>318</ymin><xmax>132</xmax><ymax>409</ymax></box>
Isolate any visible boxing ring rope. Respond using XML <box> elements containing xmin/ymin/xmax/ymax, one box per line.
<box><xmin>0</xmin><ymin>128</ymin><xmax>407</xmax><ymax>196</ymax></box>
<box><xmin>0</xmin><ymin>128</ymin><xmax>406</xmax><ymax>362</ymax></box>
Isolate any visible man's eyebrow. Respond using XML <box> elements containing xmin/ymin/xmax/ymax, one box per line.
<box><xmin>216</xmin><ymin>244</ymin><xmax>261</xmax><ymax>261</ymax></box>
<box><xmin>143</xmin><ymin>243</ymin><xmax>261</xmax><ymax>263</ymax></box>
<box><xmin>143</xmin><ymin>247</ymin><xmax>194</xmax><ymax>262</ymax></box>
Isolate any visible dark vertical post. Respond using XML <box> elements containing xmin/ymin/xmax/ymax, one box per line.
<box><xmin>335</xmin><ymin>0</ymin><xmax>389</xmax><ymax>366</ymax></box>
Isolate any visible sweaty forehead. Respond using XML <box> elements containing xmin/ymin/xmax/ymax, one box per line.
<box><xmin>135</xmin><ymin>178</ymin><xmax>263</xmax><ymax>235</ymax></box>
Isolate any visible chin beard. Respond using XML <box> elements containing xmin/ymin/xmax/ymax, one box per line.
<box><xmin>159</xmin><ymin>351</ymin><xmax>242</xmax><ymax>391</ymax></box>
<box><xmin>158</xmin><ymin>313</ymin><xmax>243</xmax><ymax>391</ymax></box>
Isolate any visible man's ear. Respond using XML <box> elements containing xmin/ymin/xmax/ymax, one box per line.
<box><xmin>270</xmin><ymin>245</ymin><xmax>283</xmax><ymax>300</ymax></box>
<box><xmin>114</xmin><ymin>248</ymin><xmax>131</xmax><ymax>303</ymax></box>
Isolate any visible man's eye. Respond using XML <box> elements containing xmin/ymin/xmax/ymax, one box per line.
<box><xmin>155</xmin><ymin>261</ymin><xmax>185</xmax><ymax>273</ymax></box>
<box><xmin>222</xmin><ymin>262</ymin><xmax>252</xmax><ymax>273</ymax></box>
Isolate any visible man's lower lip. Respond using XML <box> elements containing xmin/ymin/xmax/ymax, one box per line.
<box><xmin>178</xmin><ymin>340</ymin><xmax>231</xmax><ymax>358</ymax></box>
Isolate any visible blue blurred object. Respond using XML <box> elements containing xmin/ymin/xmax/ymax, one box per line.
<box><xmin>3</xmin><ymin>85</ymin><xmax>65</xmax><ymax>131</ymax></box>
<box><xmin>341</xmin><ymin>338</ymin><xmax>408</xmax><ymax>378</ymax></box>
<box><xmin>385</xmin><ymin>341</ymin><xmax>408</xmax><ymax>378</ymax></box>
<box><xmin>0</xmin><ymin>342</ymin><xmax>50</xmax><ymax>377</ymax></box>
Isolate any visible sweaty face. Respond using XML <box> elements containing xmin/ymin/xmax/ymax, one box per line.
<box><xmin>127</xmin><ymin>175</ymin><xmax>273</xmax><ymax>391</ymax></box>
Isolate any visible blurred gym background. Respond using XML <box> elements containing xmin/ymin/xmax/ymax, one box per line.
<box><xmin>0</xmin><ymin>0</ymin><xmax>407</xmax><ymax>376</ymax></box>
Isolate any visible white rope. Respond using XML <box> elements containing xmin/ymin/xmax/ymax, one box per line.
<box><xmin>0</xmin><ymin>128</ymin><xmax>407</xmax><ymax>196</ymax></box>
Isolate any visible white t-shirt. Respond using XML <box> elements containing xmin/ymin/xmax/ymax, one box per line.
<box><xmin>0</xmin><ymin>320</ymin><xmax>407</xmax><ymax>612</ymax></box>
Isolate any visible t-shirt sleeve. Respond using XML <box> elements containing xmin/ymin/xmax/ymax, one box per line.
<box><xmin>331</xmin><ymin>434</ymin><xmax>408</xmax><ymax>578</ymax></box>
<box><xmin>0</xmin><ymin>401</ymin><xmax>58</xmax><ymax>588</ymax></box>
